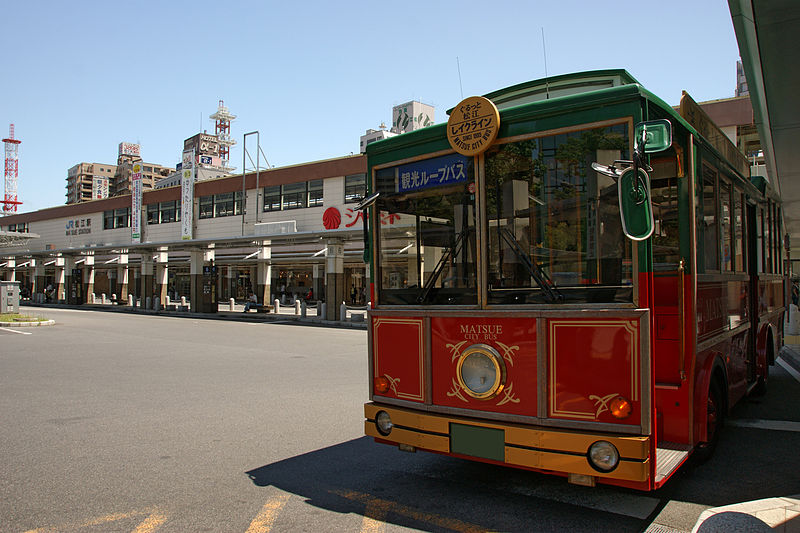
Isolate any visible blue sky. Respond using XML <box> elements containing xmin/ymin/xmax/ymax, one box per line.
<box><xmin>1</xmin><ymin>1</ymin><xmax>741</xmax><ymax>213</ymax></box>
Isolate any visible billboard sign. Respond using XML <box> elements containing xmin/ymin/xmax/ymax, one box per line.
<box><xmin>119</xmin><ymin>142</ymin><xmax>141</xmax><ymax>157</ymax></box>
<box><xmin>92</xmin><ymin>176</ymin><xmax>109</xmax><ymax>199</ymax></box>
<box><xmin>181</xmin><ymin>149</ymin><xmax>195</xmax><ymax>240</ymax></box>
<box><xmin>131</xmin><ymin>163</ymin><xmax>143</xmax><ymax>243</ymax></box>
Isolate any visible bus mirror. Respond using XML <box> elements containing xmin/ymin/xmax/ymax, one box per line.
<box><xmin>618</xmin><ymin>167</ymin><xmax>655</xmax><ymax>241</ymax></box>
<box><xmin>635</xmin><ymin>119</ymin><xmax>672</xmax><ymax>153</ymax></box>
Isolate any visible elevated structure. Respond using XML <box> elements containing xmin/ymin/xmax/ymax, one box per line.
<box><xmin>210</xmin><ymin>100</ymin><xmax>236</xmax><ymax>171</ymax></box>
<box><xmin>2</xmin><ymin>124</ymin><xmax>21</xmax><ymax>214</ymax></box>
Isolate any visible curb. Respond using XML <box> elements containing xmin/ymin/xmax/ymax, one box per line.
<box><xmin>0</xmin><ymin>319</ymin><xmax>55</xmax><ymax>327</ymax></box>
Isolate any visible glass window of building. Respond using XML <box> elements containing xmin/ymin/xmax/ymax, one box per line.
<box><xmin>345</xmin><ymin>174</ymin><xmax>366</xmax><ymax>203</ymax></box>
<box><xmin>282</xmin><ymin>182</ymin><xmax>307</xmax><ymax>210</ymax></box>
<box><xmin>264</xmin><ymin>186</ymin><xmax>281</xmax><ymax>212</ymax></box>
<box><xmin>199</xmin><ymin>196</ymin><xmax>214</xmax><ymax>219</ymax></box>
<box><xmin>215</xmin><ymin>192</ymin><xmax>235</xmax><ymax>217</ymax></box>
<box><xmin>308</xmin><ymin>180</ymin><xmax>323</xmax><ymax>207</ymax></box>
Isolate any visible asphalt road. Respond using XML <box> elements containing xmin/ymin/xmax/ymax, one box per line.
<box><xmin>1</xmin><ymin>307</ymin><xmax>798</xmax><ymax>532</ymax></box>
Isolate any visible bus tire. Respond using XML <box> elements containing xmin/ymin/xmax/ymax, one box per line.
<box><xmin>694</xmin><ymin>380</ymin><xmax>725</xmax><ymax>463</ymax></box>
<box><xmin>751</xmin><ymin>335</ymin><xmax>773</xmax><ymax>397</ymax></box>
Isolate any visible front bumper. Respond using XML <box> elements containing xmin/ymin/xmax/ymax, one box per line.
<box><xmin>365</xmin><ymin>403</ymin><xmax>650</xmax><ymax>483</ymax></box>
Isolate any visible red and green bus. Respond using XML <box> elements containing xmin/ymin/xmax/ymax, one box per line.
<box><xmin>361</xmin><ymin>70</ymin><xmax>786</xmax><ymax>490</ymax></box>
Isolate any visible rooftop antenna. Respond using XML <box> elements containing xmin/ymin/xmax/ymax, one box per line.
<box><xmin>541</xmin><ymin>28</ymin><xmax>550</xmax><ymax>100</ymax></box>
<box><xmin>456</xmin><ymin>57</ymin><xmax>464</xmax><ymax>100</ymax></box>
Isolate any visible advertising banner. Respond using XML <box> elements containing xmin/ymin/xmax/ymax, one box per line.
<box><xmin>131</xmin><ymin>162</ymin><xmax>143</xmax><ymax>243</ymax></box>
<box><xmin>92</xmin><ymin>176</ymin><xmax>109</xmax><ymax>199</ymax></box>
<box><xmin>181</xmin><ymin>149</ymin><xmax>195</xmax><ymax>240</ymax></box>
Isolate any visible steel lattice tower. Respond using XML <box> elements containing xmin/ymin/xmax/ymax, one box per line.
<box><xmin>209</xmin><ymin>100</ymin><xmax>237</xmax><ymax>171</ymax></box>
<box><xmin>2</xmin><ymin>124</ymin><xmax>21</xmax><ymax>214</ymax></box>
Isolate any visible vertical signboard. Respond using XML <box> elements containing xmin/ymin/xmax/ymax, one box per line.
<box><xmin>131</xmin><ymin>162</ymin><xmax>143</xmax><ymax>243</ymax></box>
<box><xmin>92</xmin><ymin>176</ymin><xmax>109</xmax><ymax>199</ymax></box>
<box><xmin>181</xmin><ymin>149</ymin><xmax>195</xmax><ymax>240</ymax></box>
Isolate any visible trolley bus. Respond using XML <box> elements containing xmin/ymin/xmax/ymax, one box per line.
<box><xmin>360</xmin><ymin>70</ymin><xmax>786</xmax><ymax>490</ymax></box>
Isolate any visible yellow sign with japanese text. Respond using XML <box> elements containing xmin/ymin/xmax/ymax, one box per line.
<box><xmin>447</xmin><ymin>96</ymin><xmax>500</xmax><ymax>156</ymax></box>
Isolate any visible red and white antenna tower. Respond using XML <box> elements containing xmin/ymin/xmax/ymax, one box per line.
<box><xmin>209</xmin><ymin>100</ymin><xmax>236</xmax><ymax>171</ymax></box>
<box><xmin>2</xmin><ymin>124</ymin><xmax>22</xmax><ymax>214</ymax></box>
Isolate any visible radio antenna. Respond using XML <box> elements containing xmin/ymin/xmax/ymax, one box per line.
<box><xmin>541</xmin><ymin>28</ymin><xmax>550</xmax><ymax>100</ymax></box>
<box><xmin>456</xmin><ymin>56</ymin><xmax>464</xmax><ymax>100</ymax></box>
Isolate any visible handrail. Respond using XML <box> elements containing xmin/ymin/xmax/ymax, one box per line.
<box><xmin>678</xmin><ymin>259</ymin><xmax>687</xmax><ymax>381</ymax></box>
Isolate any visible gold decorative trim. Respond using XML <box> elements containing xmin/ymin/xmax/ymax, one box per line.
<box><xmin>549</xmin><ymin>320</ymin><xmax>639</xmax><ymax>420</ymax></box>
<box><xmin>446</xmin><ymin>378</ymin><xmax>470</xmax><ymax>403</ymax></box>
<box><xmin>373</xmin><ymin>317</ymin><xmax>424</xmax><ymax>402</ymax></box>
<box><xmin>589</xmin><ymin>393</ymin><xmax>621</xmax><ymax>418</ymax></box>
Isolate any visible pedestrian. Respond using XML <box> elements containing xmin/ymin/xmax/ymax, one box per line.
<box><xmin>243</xmin><ymin>292</ymin><xmax>258</xmax><ymax>312</ymax></box>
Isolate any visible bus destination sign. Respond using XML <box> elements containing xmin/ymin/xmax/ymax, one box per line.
<box><xmin>397</xmin><ymin>153</ymin><xmax>469</xmax><ymax>193</ymax></box>
<box><xmin>447</xmin><ymin>96</ymin><xmax>500</xmax><ymax>156</ymax></box>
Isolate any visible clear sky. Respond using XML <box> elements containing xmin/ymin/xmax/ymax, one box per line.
<box><xmin>1</xmin><ymin>0</ymin><xmax>741</xmax><ymax>214</ymax></box>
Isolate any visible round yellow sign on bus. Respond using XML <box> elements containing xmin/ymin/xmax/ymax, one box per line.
<box><xmin>447</xmin><ymin>96</ymin><xmax>500</xmax><ymax>156</ymax></box>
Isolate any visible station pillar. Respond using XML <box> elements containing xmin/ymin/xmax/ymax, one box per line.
<box><xmin>256</xmin><ymin>243</ymin><xmax>271</xmax><ymax>307</ymax></box>
<box><xmin>6</xmin><ymin>258</ymin><xmax>15</xmax><ymax>282</ymax></box>
<box><xmin>155</xmin><ymin>249</ymin><xmax>168</xmax><ymax>307</ymax></box>
<box><xmin>55</xmin><ymin>255</ymin><xmax>66</xmax><ymax>302</ymax></box>
<box><xmin>117</xmin><ymin>254</ymin><xmax>129</xmax><ymax>301</ymax></box>
<box><xmin>83</xmin><ymin>255</ymin><xmax>95</xmax><ymax>304</ymax></box>
<box><xmin>33</xmin><ymin>259</ymin><xmax>44</xmax><ymax>297</ymax></box>
<box><xmin>325</xmin><ymin>240</ymin><xmax>345</xmax><ymax>320</ymax></box>
<box><xmin>140</xmin><ymin>253</ymin><xmax>154</xmax><ymax>306</ymax></box>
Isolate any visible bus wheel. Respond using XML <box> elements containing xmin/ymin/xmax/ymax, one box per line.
<box><xmin>695</xmin><ymin>382</ymin><xmax>724</xmax><ymax>462</ymax></box>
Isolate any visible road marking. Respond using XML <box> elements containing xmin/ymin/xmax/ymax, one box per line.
<box><xmin>333</xmin><ymin>489</ymin><xmax>487</xmax><ymax>533</ymax></box>
<box><xmin>132</xmin><ymin>509</ymin><xmax>168</xmax><ymax>533</ymax></box>
<box><xmin>22</xmin><ymin>507</ymin><xmax>166</xmax><ymax>532</ymax></box>
<box><xmin>361</xmin><ymin>498</ymin><xmax>393</xmax><ymax>533</ymax></box>
<box><xmin>0</xmin><ymin>326</ymin><xmax>32</xmax><ymax>335</ymax></box>
<box><xmin>778</xmin><ymin>356</ymin><xmax>800</xmax><ymax>383</ymax></box>
<box><xmin>245</xmin><ymin>492</ymin><xmax>291</xmax><ymax>533</ymax></box>
<box><xmin>728</xmin><ymin>418</ymin><xmax>800</xmax><ymax>433</ymax></box>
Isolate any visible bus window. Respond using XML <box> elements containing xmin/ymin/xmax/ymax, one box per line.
<box><xmin>734</xmin><ymin>190</ymin><xmax>745</xmax><ymax>272</ymax></box>
<box><xmin>721</xmin><ymin>180</ymin><xmax>732</xmax><ymax>272</ymax></box>
<box><xmin>757</xmin><ymin>207</ymin><xmax>765</xmax><ymax>273</ymax></box>
<box><xmin>484</xmin><ymin>123</ymin><xmax>632</xmax><ymax>304</ymax></box>
<box><xmin>765</xmin><ymin>203</ymin><xmax>773</xmax><ymax>273</ymax></box>
<box><xmin>701</xmin><ymin>166</ymin><xmax>719</xmax><ymax>272</ymax></box>
<box><xmin>651</xmin><ymin>154</ymin><xmax>680</xmax><ymax>270</ymax></box>
<box><xmin>374</xmin><ymin>155</ymin><xmax>477</xmax><ymax>305</ymax></box>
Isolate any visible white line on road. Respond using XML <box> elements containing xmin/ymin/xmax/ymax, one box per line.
<box><xmin>0</xmin><ymin>327</ymin><xmax>32</xmax><ymax>335</ymax></box>
<box><xmin>777</xmin><ymin>356</ymin><xmax>800</xmax><ymax>384</ymax></box>
<box><xmin>727</xmin><ymin>418</ymin><xmax>800</xmax><ymax>433</ymax></box>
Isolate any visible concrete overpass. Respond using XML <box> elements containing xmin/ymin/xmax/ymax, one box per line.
<box><xmin>730</xmin><ymin>0</ymin><xmax>800</xmax><ymax>265</ymax></box>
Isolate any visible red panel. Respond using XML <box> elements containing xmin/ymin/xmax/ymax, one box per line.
<box><xmin>372</xmin><ymin>317</ymin><xmax>425</xmax><ymax>402</ymax></box>
<box><xmin>430</xmin><ymin>317</ymin><xmax>537</xmax><ymax>416</ymax></box>
<box><xmin>548</xmin><ymin>319</ymin><xmax>641</xmax><ymax>425</ymax></box>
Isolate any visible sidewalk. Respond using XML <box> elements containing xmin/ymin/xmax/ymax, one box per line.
<box><xmin>19</xmin><ymin>300</ymin><xmax>368</xmax><ymax>330</ymax></box>
<box><xmin>690</xmin><ymin>336</ymin><xmax>800</xmax><ymax>533</ymax></box>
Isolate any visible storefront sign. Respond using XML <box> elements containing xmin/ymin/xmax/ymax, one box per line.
<box><xmin>131</xmin><ymin>163</ymin><xmax>143</xmax><ymax>243</ymax></box>
<box><xmin>397</xmin><ymin>153</ymin><xmax>469</xmax><ymax>193</ymax></box>
<box><xmin>447</xmin><ymin>96</ymin><xmax>500</xmax><ymax>156</ymax></box>
<box><xmin>181</xmin><ymin>149</ymin><xmax>195</xmax><ymax>240</ymax></box>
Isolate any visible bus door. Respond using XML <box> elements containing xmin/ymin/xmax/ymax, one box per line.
<box><xmin>746</xmin><ymin>201</ymin><xmax>759</xmax><ymax>382</ymax></box>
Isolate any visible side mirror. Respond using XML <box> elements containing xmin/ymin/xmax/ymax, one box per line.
<box><xmin>618</xmin><ymin>167</ymin><xmax>654</xmax><ymax>241</ymax></box>
<box><xmin>635</xmin><ymin>119</ymin><xmax>672</xmax><ymax>154</ymax></box>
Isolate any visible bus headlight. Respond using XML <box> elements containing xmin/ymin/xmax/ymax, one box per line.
<box><xmin>375</xmin><ymin>411</ymin><xmax>393</xmax><ymax>436</ymax></box>
<box><xmin>456</xmin><ymin>344</ymin><xmax>506</xmax><ymax>399</ymax></box>
<box><xmin>588</xmin><ymin>441</ymin><xmax>620</xmax><ymax>472</ymax></box>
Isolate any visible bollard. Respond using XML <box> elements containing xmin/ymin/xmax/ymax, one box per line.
<box><xmin>273</xmin><ymin>299</ymin><xmax>280</xmax><ymax>314</ymax></box>
<box><xmin>321</xmin><ymin>302</ymin><xmax>327</xmax><ymax>320</ymax></box>
<box><xmin>229</xmin><ymin>298</ymin><xmax>235</xmax><ymax>312</ymax></box>
<box><xmin>295</xmin><ymin>300</ymin><xmax>301</xmax><ymax>315</ymax></box>
<box><xmin>181</xmin><ymin>296</ymin><xmax>187</xmax><ymax>306</ymax></box>
<box><xmin>316</xmin><ymin>301</ymin><xmax>322</xmax><ymax>316</ymax></box>
<box><xmin>340</xmin><ymin>302</ymin><xmax>348</xmax><ymax>321</ymax></box>
<box><xmin>154</xmin><ymin>299</ymin><xmax>161</xmax><ymax>311</ymax></box>
<box><xmin>112</xmin><ymin>293</ymin><xmax>117</xmax><ymax>303</ymax></box>
<box><xmin>301</xmin><ymin>300</ymin><xmax>307</xmax><ymax>318</ymax></box>
<box><xmin>91</xmin><ymin>293</ymin><xmax>97</xmax><ymax>304</ymax></box>
<box><xmin>145</xmin><ymin>297</ymin><xmax>151</xmax><ymax>310</ymax></box>
<box><xmin>165</xmin><ymin>295</ymin><xmax>171</xmax><ymax>306</ymax></box>
<box><xmin>128</xmin><ymin>295</ymin><xmax>134</xmax><ymax>307</ymax></box>
<box><xmin>101</xmin><ymin>293</ymin><xmax>107</xmax><ymax>304</ymax></box>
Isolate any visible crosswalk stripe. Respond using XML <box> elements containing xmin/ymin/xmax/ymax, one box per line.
<box><xmin>132</xmin><ymin>509</ymin><xmax>168</xmax><ymax>533</ymax></box>
<box><xmin>246</xmin><ymin>492</ymin><xmax>291</xmax><ymax>533</ymax></box>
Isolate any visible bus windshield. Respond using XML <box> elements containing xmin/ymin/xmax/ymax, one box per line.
<box><xmin>374</xmin><ymin>154</ymin><xmax>477</xmax><ymax>305</ymax></box>
<box><xmin>486</xmin><ymin>123</ymin><xmax>634</xmax><ymax>304</ymax></box>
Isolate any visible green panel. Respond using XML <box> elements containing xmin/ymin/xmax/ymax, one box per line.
<box><xmin>450</xmin><ymin>423</ymin><xmax>505</xmax><ymax>462</ymax></box>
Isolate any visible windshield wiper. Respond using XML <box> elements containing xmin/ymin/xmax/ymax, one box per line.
<box><xmin>417</xmin><ymin>229</ymin><xmax>467</xmax><ymax>304</ymax></box>
<box><xmin>498</xmin><ymin>227</ymin><xmax>563</xmax><ymax>303</ymax></box>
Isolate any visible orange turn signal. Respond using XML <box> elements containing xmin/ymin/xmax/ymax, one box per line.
<box><xmin>374</xmin><ymin>376</ymin><xmax>390</xmax><ymax>394</ymax></box>
<box><xmin>609</xmin><ymin>396</ymin><xmax>632</xmax><ymax>419</ymax></box>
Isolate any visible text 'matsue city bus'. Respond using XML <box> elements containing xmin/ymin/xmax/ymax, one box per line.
<box><xmin>360</xmin><ymin>70</ymin><xmax>786</xmax><ymax>491</ymax></box>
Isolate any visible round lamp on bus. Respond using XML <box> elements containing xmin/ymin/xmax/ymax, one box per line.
<box><xmin>456</xmin><ymin>344</ymin><xmax>506</xmax><ymax>400</ymax></box>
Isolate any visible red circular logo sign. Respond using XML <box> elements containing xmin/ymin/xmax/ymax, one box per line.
<box><xmin>323</xmin><ymin>207</ymin><xmax>341</xmax><ymax>230</ymax></box>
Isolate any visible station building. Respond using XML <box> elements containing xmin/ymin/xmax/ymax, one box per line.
<box><xmin>0</xmin><ymin>154</ymin><xmax>369</xmax><ymax>320</ymax></box>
